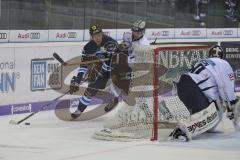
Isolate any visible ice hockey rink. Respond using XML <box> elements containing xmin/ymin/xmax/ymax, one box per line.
<box><xmin>1</xmin><ymin>107</ymin><xmax>240</xmax><ymax>160</ymax></box>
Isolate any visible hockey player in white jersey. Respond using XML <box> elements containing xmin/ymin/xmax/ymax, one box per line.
<box><xmin>131</xmin><ymin>19</ymin><xmax>150</xmax><ymax>45</ymax></box>
<box><xmin>169</xmin><ymin>45</ymin><xmax>240</xmax><ymax>141</ymax></box>
<box><xmin>122</xmin><ymin>19</ymin><xmax>152</xmax><ymax>108</ymax></box>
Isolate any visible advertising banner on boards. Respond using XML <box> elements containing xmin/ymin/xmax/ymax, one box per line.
<box><xmin>0</xmin><ymin>30</ymin><xmax>9</xmax><ymax>43</ymax></box>
<box><xmin>221</xmin><ymin>41</ymin><xmax>240</xmax><ymax>91</ymax></box>
<box><xmin>48</xmin><ymin>30</ymin><xmax>84</xmax><ymax>42</ymax></box>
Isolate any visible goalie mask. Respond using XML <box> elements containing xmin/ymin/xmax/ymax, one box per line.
<box><xmin>208</xmin><ymin>45</ymin><xmax>224</xmax><ymax>59</ymax></box>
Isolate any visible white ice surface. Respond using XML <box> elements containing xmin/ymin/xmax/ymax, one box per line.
<box><xmin>0</xmin><ymin>110</ymin><xmax>240</xmax><ymax>160</ymax></box>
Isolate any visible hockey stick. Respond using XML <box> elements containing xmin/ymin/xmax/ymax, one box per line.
<box><xmin>53</xmin><ymin>52</ymin><xmax>109</xmax><ymax>66</ymax></box>
<box><xmin>9</xmin><ymin>90</ymin><xmax>70</xmax><ymax>125</ymax></box>
<box><xmin>150</xmin><ymin>38</ymin><xmax>157</xmax><ymax>45</ymax></box>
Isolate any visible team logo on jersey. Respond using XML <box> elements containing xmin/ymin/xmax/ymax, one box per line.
<box><xmin>228</xmin><ymin>73</ymin><xmax>235</xmax><ymax>81</ymax></box>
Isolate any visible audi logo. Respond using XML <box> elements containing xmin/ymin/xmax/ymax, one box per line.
<box><xmin>0</xmin><ymin>33</ymin><xmax>7</xmax><ymax>39</ymax></box>
<box><xmin>192</xmin><ymin>30</ymin><xmax>201</xmax><ymax>36</ymax></box>
<box><xmin>68</xmin><ymin>32</ymin><xmax>77</xmax><ymax>38</ymax></box>
<box><xmin>223</xmin><ymin>30</ymin><xmax>233</xmax><ymax>36</ymax></box>
<box><xmin>162</xmin><ymin>31</ymin><xmax>169</xmax><ymax>36</ymax></box>
<box><xmin>30</xmin><ymin>32</ymin><xmax>40</xmax><ymax>39</ymax></box>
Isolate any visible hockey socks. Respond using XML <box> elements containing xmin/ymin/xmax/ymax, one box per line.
<box><xmin>71</xmin><ymin>96</ymin><xmax>92</xmax><ymax>119</ymax></box>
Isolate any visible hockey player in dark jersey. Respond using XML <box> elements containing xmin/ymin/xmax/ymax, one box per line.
<box><xmin>69</xmin><ymin>24</ymin><xmax>118</xmax><ymax>119</ymax></box>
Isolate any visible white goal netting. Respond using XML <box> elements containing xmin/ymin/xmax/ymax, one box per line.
<box><xmin>93</xmin><ymin>44</ymin><xmax>210</xmax><ymax>141</ymax></box>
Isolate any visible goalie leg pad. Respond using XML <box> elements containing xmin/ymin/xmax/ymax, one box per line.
<box><xmin>169</xmin><ymin>102</ymin><xmax>220</xmax><ymax>141</ymax></box>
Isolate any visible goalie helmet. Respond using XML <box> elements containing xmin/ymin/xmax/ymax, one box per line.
<box><xmin>208</xmin><ymin>45</ymin><xmax>224</xmax><ymax>59</ymax></box>
<box><xmin>131</xmin><ymin>19</ymin><xmax>146</xmax><ymax>32</ymax></box>
<box><xmin>89</xmin><ymin>24</ymin><xmax>102</xmax><ymax>35</ymax></box>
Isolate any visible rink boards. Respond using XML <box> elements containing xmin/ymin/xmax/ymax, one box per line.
<box><xmin>0</xmin><ymin>40</ymin><xmax>240</xmax><ymax>116</ymax></box>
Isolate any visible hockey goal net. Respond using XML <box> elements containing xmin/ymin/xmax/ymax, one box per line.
<box><xmin>93</xmin><ymin>44</ymin><xmax>210</xmax><ymax>141</ymax></box>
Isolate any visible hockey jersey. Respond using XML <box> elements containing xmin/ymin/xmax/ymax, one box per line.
<box><xmin>187</xmin><ymin>57</ymin><xmax>236</xmax><ymax>102</ymax></box>
<box><xmin>78</xmin><ymin>34</ymin><xmax>117</xmax><ymax>76</ymax></box>
<box><xmin>132</xmin><ymin>35</ymin><xmax>150</xmax><ymax>45</ymax></box>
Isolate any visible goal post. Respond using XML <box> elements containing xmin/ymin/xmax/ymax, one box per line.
<box><xmin>151</xmin><ymin>45</ymin><xmax>210</xmax><ymax>141</ymax></box>
<box><xmin>152</xmin><ymin>50</ymin><xmax>159</xmax><ymax>141</ymax></box>
<box><xmin>93</xmin><ymin>44</ymin><xmax>211</xmax><ymax>141</ymax></box>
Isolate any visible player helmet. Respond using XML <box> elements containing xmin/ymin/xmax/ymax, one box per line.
<box><xmin>89</xmin><ymin>24</ymin><xmax>102</xmax><ymax>35</ymax></box>
<box><xmin>131</xmin><ymin>19</ymin><xmax>146</xmax><ymax>32</ymax></box>
<box><xmin>208</xmin><ymin>45</ymin><xmax>224</xmax><ymax>59</ymax></box>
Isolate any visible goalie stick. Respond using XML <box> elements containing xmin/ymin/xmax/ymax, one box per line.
<box><xmin>53</xmin><ymin>52</ymin><xmax>109</xmax><ymax>66</ymax></box>
<box><xmin>9</xmin><ymin>90</ymin><xmax>70</xmax><ymax>125</ymax></box>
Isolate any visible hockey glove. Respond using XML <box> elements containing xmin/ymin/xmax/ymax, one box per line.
<box><xmin>230</xmin><ymin>98</ymin><xmax>240</xmax><ymax>121</ymax></box>
<box><xmin>69</xmin><ymin>72</ymin><xmax>84</xmax><ymax>94</ymax></box>
<box><xmin>227</xmin><ymin>98</ymin><xmax>240</xmax><ymax>120</ymax></box>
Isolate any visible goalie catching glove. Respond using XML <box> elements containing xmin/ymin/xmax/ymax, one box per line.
<box><xmin>227</xmin><ymin>97</ymin><xmax>240</xmax><ymax>128</ymax></box>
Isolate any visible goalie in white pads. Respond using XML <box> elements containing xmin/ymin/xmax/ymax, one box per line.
<box><xmin>169</xmin><ymin>45</ymin><xmax>240</xmax><ymax>141</ymax></box>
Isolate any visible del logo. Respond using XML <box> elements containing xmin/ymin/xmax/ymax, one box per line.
<box><xmin>31</xmin><ymin>58</ymin><xmax>62</xmax><ymax>91</ymax></box>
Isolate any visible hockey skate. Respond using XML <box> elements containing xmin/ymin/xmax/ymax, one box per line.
<box><xmin>169</xmin><ymin>123</ymin><xmax>191</xmax><ymax>142</ymax></box>
<box><xmin>71</xmin><ymin>110</ymin><xmax>82</xmax><ymax>119</ymax></box>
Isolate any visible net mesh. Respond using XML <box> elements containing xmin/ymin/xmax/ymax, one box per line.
<box><xmin>93</xmin><ymin>44</ymin><xmax>209</xmax><ymax>141</ymax></box>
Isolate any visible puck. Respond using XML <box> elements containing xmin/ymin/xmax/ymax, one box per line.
<box><xmin>25</xmin><ymin>122</ymin><xmax>31</xmax><ymax>125</ymax></box>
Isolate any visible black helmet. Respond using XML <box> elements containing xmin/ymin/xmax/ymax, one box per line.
<box><xmin>131</xmin><ymin>19</ymin><xmax>146</xmax><ymax>32</ymax></box>
<box><xmin>89</xmin><ymin>24</ymin><xmax>102</xmax><ymax>35</ymax></box>
<box><xmin>209</xmin><ymin>45</ymin><xmax>224</xmax><ymax>59</ymax></box>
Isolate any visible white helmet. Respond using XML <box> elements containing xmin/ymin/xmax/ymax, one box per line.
<box><xmin>131</xmin><ymin>19</ymin><xmax>146</xmax><ymax>32</ymax></box>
